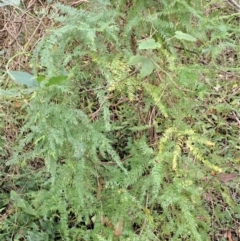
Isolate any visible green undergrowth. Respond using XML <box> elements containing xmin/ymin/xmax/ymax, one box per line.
<box><xmin>0</xmin><ymin>0</ymin><xmax>239</xmax><ymax>240</ymax></box>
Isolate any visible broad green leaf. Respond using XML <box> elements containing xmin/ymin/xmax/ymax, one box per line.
<box><xmin>139</xmin><ymin>39</ymin><xmax>161</xmax><ymax>50</ymax></box>
<box><xmin>10</xmin><ymin>190</ymin><xmax>36</xmax><ymax>215</ymax></box>
<box><xmin>175</xmin><ymin>31</ymin><xmax>196</xmax><ymax>42</ymax></box>
<box><xmin>36</xmin><ymin>75</ymin><xmax>45</xmax><ymax>82</ymax></box>
<box><xmin>140</xmin><ymin>57</ymin><xmax>155</xmax><ymax>77</ymax></box>
<box><xmin>129</xmin><ymin>55</ymin><xmax>147</xmax><ymax>65</ymax></box>
<box><xmin>8</xmin><ymin>71</ymin><xmax>38</xmax><ymax>88</ymax></box>
<box><xmin>0</xmin><ymin>89</ymin><xmax>20</xmax><ymax>97</ymax></box>
<box><xmin>0</xmin><ymin>0</ymin><xmax>20</xmax><ymax>7</ymax></box>
<box><xmin>46</xmin><ymin>75</ymin><xmax>68</xmax><ymax>87</ymax></box>
<box><xmin>10</xmin><ymin>190</ymin><xmax>27</xmax><ymax>209</ymax></box>
<box><xmin>23</xmin><ymin>203</ymin><xmax>36</xmax><ymax>216</ymax></box>
<box><xmin>201</xmin><ymin>46</ymin><xmax>213</xmax><ymax>54</ymax></box>
<box><xmin>129</xmin><ymin>55</ymin><xmax>156</xmax><ymax>77</ymax></box>
<box><xmin>0</xmin><ymin>193</ymin><xmax>9</xmax><ymax>206</ymax></box>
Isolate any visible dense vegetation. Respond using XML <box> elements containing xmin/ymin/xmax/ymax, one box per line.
<box><xmin>0</xmin><ymin>0</ymin><xmax>239</xmax><ymax>240</ymax></box>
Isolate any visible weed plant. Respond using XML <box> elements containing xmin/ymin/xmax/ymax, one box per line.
<box><xmin>0</xmin><ymin>0</ymin><xmax>239</xmax><ymax>240</ymax></box>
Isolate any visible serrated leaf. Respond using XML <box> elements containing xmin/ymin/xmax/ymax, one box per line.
<box><xmin>175</xmin><ymin>31</ymin><xmax>196</xmax><ymax>42</ymax></box>
<box><xmin>10</xmin><ymin>190</ymin><xmax>27</xmax><ymax>209</ymax></box>
<box><xmin>46</xmin><ymin>75</ymin><xmax>68</xmax><ymax>87</ymax></box>
<box><xmin>139</xmin><ymin>39</ymin><xmax>161</xmax><ymax>50</ymax></box>
<box><xmin>10</xmin><ymin>190</ymin><xmax>36</xmax><ymax>215</ymax></box>
<box><xmin>8</xmin><ymin>71</ymin><xmax>38</xmax><ymax>88</ymax></box>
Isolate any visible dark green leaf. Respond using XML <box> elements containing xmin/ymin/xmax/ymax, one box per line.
<box><xmin>37</xmin><ymin>75</ymin><xmax>45</xmax><ymax>82</ymax></box>
<box><xmin>46</xmin><ymin>75</ymin><xmax>68</xmax><ymax>87</ymax></box>
<box><xmin>10</xmin><ymin>190</ymin><xmax>36</xmax><ymax>215</ymax></box>
<box><xmin>10</xmin><ymin>190</ymin><xmax>27</xmax><ymax>209</ymax></box>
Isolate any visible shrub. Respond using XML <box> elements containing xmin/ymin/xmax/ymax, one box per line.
<box><xmin>1</xmin><ymin>0</ymin><xmax>239</xmax><ymax>240</ymax></box>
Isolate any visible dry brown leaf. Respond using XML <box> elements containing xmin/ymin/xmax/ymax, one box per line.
<box><xmin>100</xmin><ymin>216</ymin><xmax>113</xmax><ymax>229</ymax></box>
<box><xmin>114</xmin><ymin>219</ymin><xmax>124</xmax><ymax>237</ymax></box>
<box><xmin>218</xmin><ymin>173</ymin><xmax>239</xmax><ymax>183</ymax></box>
<box><xmin>227</xmin><ymin>230</ymin><xmax>233</xmax><ymax>241</ymax></box>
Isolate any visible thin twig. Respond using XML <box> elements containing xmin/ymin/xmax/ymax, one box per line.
<box><xmin>227</xmin><ymin>0</ymin><xmax>240</xmax><ymax>11</ymax></box>
<box><xmin>232</xmin><ymin>111</ymin><xmax>240</xmax><ymax>125</ymax></box>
